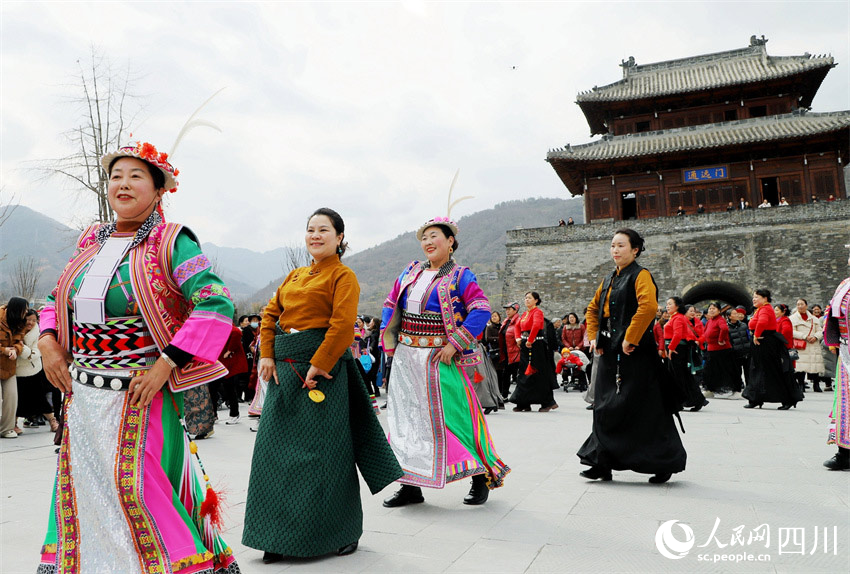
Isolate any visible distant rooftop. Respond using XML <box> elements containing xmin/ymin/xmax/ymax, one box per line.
<box><xmin>576</xmin><ymin>37</ymin><xmax>835</xmax><ymax>103</ymax></box>
<box><xmin>547</xmin><ymin>110</ymin><xmax>850</xmax><ymax>162</ymax></box>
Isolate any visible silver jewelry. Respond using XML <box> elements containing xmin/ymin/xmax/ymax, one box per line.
<box><xmin>160</xmin><ymin>352</ymin><xmax>178</xmax><ymax>369</ymax></box>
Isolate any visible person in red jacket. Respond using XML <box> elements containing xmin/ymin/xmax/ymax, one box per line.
<box><xmin>508</xmin><ymin>292</ymin><xmax>558</xmax><ymax>412</ymax></box>
<box><xmin>219</xmin><ymin>323</ymin><xmax>250</xmax><ymax>424</ymax></box>
<box><xmin>664</xmin><ymin>297</ymin><xmax>706</xmax><ymax>411</ymax></box>
<box><xmin>686</xmin><ymin>306</ymin><xmax>705</xmax><ymax>344</ymax></box>
<box><xmin>497</xmin><ymin>302</ymin><xmax>522</xmax><ymax>399</ymax></box>
<box><xmin>774</xmin><ymin>304</ymin><xmax>795</xmax><ymax>349</ymax></box>
<box><xmin>743</xmin><ymin>289</ymin><xmax>801</xmax><ymax>410</ymax></box>
<box><xmin>699</xmin><ymin>302</ymin><xmax>741</xmax><ymax>398</ymax></box>
<box><xmin>561</xmin><ymin>313</ymin><xmax>586</xmax><ymax>353</ymax></box>
<box><xmin>654</xmin><ymin>310</ymin><xmax>669</xmax><ymax>358</ymax></box>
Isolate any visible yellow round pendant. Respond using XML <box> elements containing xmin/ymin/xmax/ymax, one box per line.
<box><xmin>309</xmin><ymin>389</ymin><xmax>325</xmax><ymax>403</ymax></box>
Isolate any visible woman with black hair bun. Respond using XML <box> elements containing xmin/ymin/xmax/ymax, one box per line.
<box><xmin>508</xmin><ymin>291</ymin><xmax>559</xmax><ymax>412</ymax></box>
<box><xmin>743</xmin><ymin>290</ymin><xmax>801</xmax><ymax>410</ymax></box>
<box><xmin>577</xmin><ymin>229</ymin><xmax>686</xmax><ymax>484</ymax></box>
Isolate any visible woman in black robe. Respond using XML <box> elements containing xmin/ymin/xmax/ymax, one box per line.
<box><xmin>509</xmin><ymin>292</ymin><xmax>558</xmax><ymax>412</ymax></box>
<box><xmin>577</xmin><ymin>229</ymin><xmax>687</xmax><ymax>484</ymax></box>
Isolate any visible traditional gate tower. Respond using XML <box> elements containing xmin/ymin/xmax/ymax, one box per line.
<box><xmin>503</xmin><ymin>38</ymin><xmax>850</xmax><ymax>315</ymax></box>
<box><xmin>547</xmin><ymin>36</ymin><xmax>850</xmax><ymax>222</ymax></box>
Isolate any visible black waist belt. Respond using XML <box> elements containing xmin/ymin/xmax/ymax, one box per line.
<box><xmin>69</xmin><ymin>365</ymin><xmax>133</xmax><ymax>390</ymax></box>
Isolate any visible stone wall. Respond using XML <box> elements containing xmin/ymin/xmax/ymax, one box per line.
<box><xmin>503</xmin><ymin>201</ymin><xmax>850</xmax><ymax>316</ymax></box>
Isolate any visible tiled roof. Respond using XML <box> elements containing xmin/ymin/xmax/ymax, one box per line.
<box><xmin>576</xmin><ymin>44</ymin><xmax>835</xmax><ymax>102</ymax></box>
<box><xmin>547</xmin><ymin>111</ymin><xmax>850</xmax><ymax>162</ymax></box>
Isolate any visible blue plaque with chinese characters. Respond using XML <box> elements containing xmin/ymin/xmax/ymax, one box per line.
<box><xmin>683</xmin><ymin>166</ymin><xmax>729</xmax><ymax>183</ymax></box>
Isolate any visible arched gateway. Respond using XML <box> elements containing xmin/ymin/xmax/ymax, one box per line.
<box><xmin>502</xmin><ymin>202</ymin><xmax>850</xmax><ymax>318</ymax></box>
<box><xmin>682</xmin><ymin>281</ymin><xmax>753</xmax><ymax>313</ymax></box>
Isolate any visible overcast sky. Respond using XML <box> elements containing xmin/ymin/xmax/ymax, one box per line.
<box><xmin>2</xmin><ymin>1</ymin><xmax>848</xmax><ymax>253</ymax></box>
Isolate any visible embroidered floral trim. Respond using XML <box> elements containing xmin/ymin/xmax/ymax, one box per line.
<box><xmin>172</xmin><ymin>550</ymin><xmax>214</xmax><ymax>572</ymax></box>
<box><xmin>96</xmin><ymin>210</ymin><xmax>163</xmax><ymax>249</ymax></box>
<box><xmin>466</xmin><ymin>299</ymin><xmax>490</xmax><ymax>313</ymax></box>
<box><xmin>190</xmin><ymin>284</ymin><xmax>232</xmax><ymax>306</ymax></box>
<box><xmin>173</xmin><ymin>254</ymin><xmax>212</xmax><ymax>287</ymax></box>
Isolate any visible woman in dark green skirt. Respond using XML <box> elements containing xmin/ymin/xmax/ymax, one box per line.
<box><xmin>242</xmin><ymin>208</ymin><xmax>402</xmax><ymax>563</ymax></box>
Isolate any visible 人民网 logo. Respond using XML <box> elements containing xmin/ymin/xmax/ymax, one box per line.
<box><xmin>655</xmin><ymin>520</ymin><xmax>696</xmax><ymax>559</ymax></box>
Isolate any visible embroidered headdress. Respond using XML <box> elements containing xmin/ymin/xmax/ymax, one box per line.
<box><xmin>416</xmin><ymin>169</ymin><xmax>472</xmax><ymax>240</ymax></box>
<box><xmin>101</xmin><ymin>141</ymin><xmax>179</xmax><ymax>193</ymax></box>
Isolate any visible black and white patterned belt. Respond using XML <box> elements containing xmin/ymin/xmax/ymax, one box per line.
<box><xmin>400</xmin><ymin>311</ymin><xmax>446</xmax><ymax>337</ymax></box>
<box><xmin>68</xmin><ymin>364</ymin><xmax>135</xmax><ymax>390</ymax></box>
<box><xmin>520</xmin><ymin>332</ymin><xmax>546</xmax><ymax>342</ymax></box>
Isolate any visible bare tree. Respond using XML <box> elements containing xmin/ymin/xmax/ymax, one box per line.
<box><xmin>10</xmin><ymin>256</ymin><xmax>42</xmax><ymax>302</ymax></box>
<box><xmin>36</xmin><ymin>46</ymin><xmax>143</xmax><ymax>223</ymax></box>
<box><xmin>0</xmin><ymin>186</ymin><xmax>18</xmax><ymax>229</ymax></box>
<box><xmin>280</xmin><ymin>242</ymin><xmax>311</xmax><ymax>275</ymax></box>
<box><xmin>0</xmin><ymin>187</ymin><xmax>19</xmax><ymax>263</ymax></box>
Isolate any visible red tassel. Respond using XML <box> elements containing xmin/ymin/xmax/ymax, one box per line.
<box><xmin>473</xmin><ymin>371</ymin><xmax>484</xmax><ymax>383</ymax></box>
<box><xmin>525</xmin><ymin>365</ymin><xmax>537</xmax><ymax>375</ymax></box>
<box><xmin>199</xmin><ymin>486</ymin><xmax>225</xmax><ymax>531</ymax></box>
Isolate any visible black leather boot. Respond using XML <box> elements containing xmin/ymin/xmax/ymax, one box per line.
<box><xmin>263</xmin><ymin>552</ymin><xmax>285</xmax><ymax>564</ymax></box>
<box><xmin>823</xmin><ymin>452</ymin><xmax>850</xmax><ymax>471</ymax></box>
<box><xmin>463</xmin><ymin>474</ymin><xmax>489</xmax><ymax>505</ymax></box>
<box><xmin>382</xmin><ymin>485</ymin><xmax>424</xmax><ymax>508</ymax></box>
<box><xmin>337</xmin><ymin>541</ymin><xmax>359</xmax><ymax>556</ymax></box>
<box><xmin>579</xmin><ymin>466</ymin><xmax>612</xmax><ymax>481</ymax></box>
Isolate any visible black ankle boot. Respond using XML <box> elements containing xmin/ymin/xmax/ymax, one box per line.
<box><xmin>463</xmin><ymin>474</ymin><xmax>489</xmax><ymax>505</ymax></box>
<box><xmin>579</xmin><ymin>466</ymin><xmax>612</xmax><ymax>481</ymax></box>
<box><xmin>337</xmin><ymin>540</ymin><xmax>359</xmax><ymax>556</ymax></box>
<box><xmin>383</xmin><ymin>484</ymin><xmax>425</xmax><ymax>508</ymax></box>
<box><xmin>263</xmin><ymin>552</ymin><xmax>284</xmax><ymax>564</ymax></box>
<box><xmin>823</xmin><ymin>452</ymin><xmax>850</xmax><ymax>471</ymax></box>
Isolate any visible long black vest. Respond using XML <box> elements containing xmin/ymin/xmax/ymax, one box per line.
<box><xmin>596</xmin><ymin>261</ymin><xmax>658</xmax><ymax>352</ymax></box>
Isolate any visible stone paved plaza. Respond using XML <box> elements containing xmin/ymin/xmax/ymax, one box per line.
<box><xmin>2</xmin><ymin>387</ymin><xmax>847</xmax><ymax>573</ymax></box>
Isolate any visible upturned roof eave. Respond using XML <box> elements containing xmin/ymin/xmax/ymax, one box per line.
<box><xmin>575</xmin><ymin>58</ymin><xmax>835</xmax><ymax>104</ymax></box>
<box><xmin>547</xmin><ymin>113</ymin><xmax>850</xmax><ymax>164</ymax></box>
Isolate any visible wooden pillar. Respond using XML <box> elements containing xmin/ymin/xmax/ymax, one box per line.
<box><xmin>658</xmin><ymin>172</ymin><xmax>667</xmax><ymax>216</ymax></box>
<box><xmin>747</xmin><ymin>160</ymin><xmax>758</xmax><ymax>205</ymax></box>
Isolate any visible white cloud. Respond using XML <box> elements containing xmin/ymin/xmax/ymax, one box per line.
<box><xmin>2</xmin><ymin>1</ymin><xmax>848</xmax><ymax>254</ymax></box>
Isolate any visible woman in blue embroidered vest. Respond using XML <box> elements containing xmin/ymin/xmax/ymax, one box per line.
<box><xmin>381</xmin><ymin>216</ymin><xmax>510</xmax><ymax>507</ymax></box>
<box><xmin>37</xmin><ymin>142</ymin><xmax>240</xmax><ymax>574</ymax></box>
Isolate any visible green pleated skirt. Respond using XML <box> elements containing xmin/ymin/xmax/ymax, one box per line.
<box><xmin>242</xmin><ymin>329</ymin><xmax>402</xmax><ymax>558</ymax></box>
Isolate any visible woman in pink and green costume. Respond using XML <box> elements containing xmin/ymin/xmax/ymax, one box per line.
<box><xmin>822</xmin><ymin>245</ymin><xmax>850</xmax><ymax>471</ymax></box>
<box><xmin>381</xmin><ymin>216</ymin><xmax>509</xmax><ymax>508</ymax></box>
<box><xmin>37</xmin><ymin>142</ymin><xmax>240</xmax><ymax>574</ymax></box>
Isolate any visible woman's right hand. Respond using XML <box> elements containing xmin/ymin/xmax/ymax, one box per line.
<box><xmin>258</xmin><ymin>357</ymin><xmax>279</xmax><ymax>385</ymax></box>
<box><xmin>590</xmin><ymin>340</ymin><xmax>602</xmax><ymax>356</ymax></box>
<box><xmin>40</xmin><ymin>336</ymin><xmax>73</xmax><ymax>393</ymax></box>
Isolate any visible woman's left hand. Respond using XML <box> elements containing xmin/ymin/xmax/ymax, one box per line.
<box><xmin>806</xmin><ymin>336</ymin><xmax>817</xmax><ymax>344</ymax></box>
<box><xmin>303</xmin><ymin>364</ymin><xmax>332</xmax><ymax>389</ymax></box>
<box><xmin>436</xmin><ymin>344</ymin><xmax>458</xmax><ymax>365</ymax></box>
<box><xmin>129</xmin><ymin>358</ymin><xmax>173</xmax><ymax>407</ymax></box>
<box><xmin>525</xmin><ymin>340</ymin><xmax>533</xmax><ymax>348</ymax></box>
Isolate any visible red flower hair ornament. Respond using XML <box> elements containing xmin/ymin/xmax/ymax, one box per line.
<box><xmin>101</xmin><ymin>141</ymin><xmax>179</xmax><ymax>194</ymax></box>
